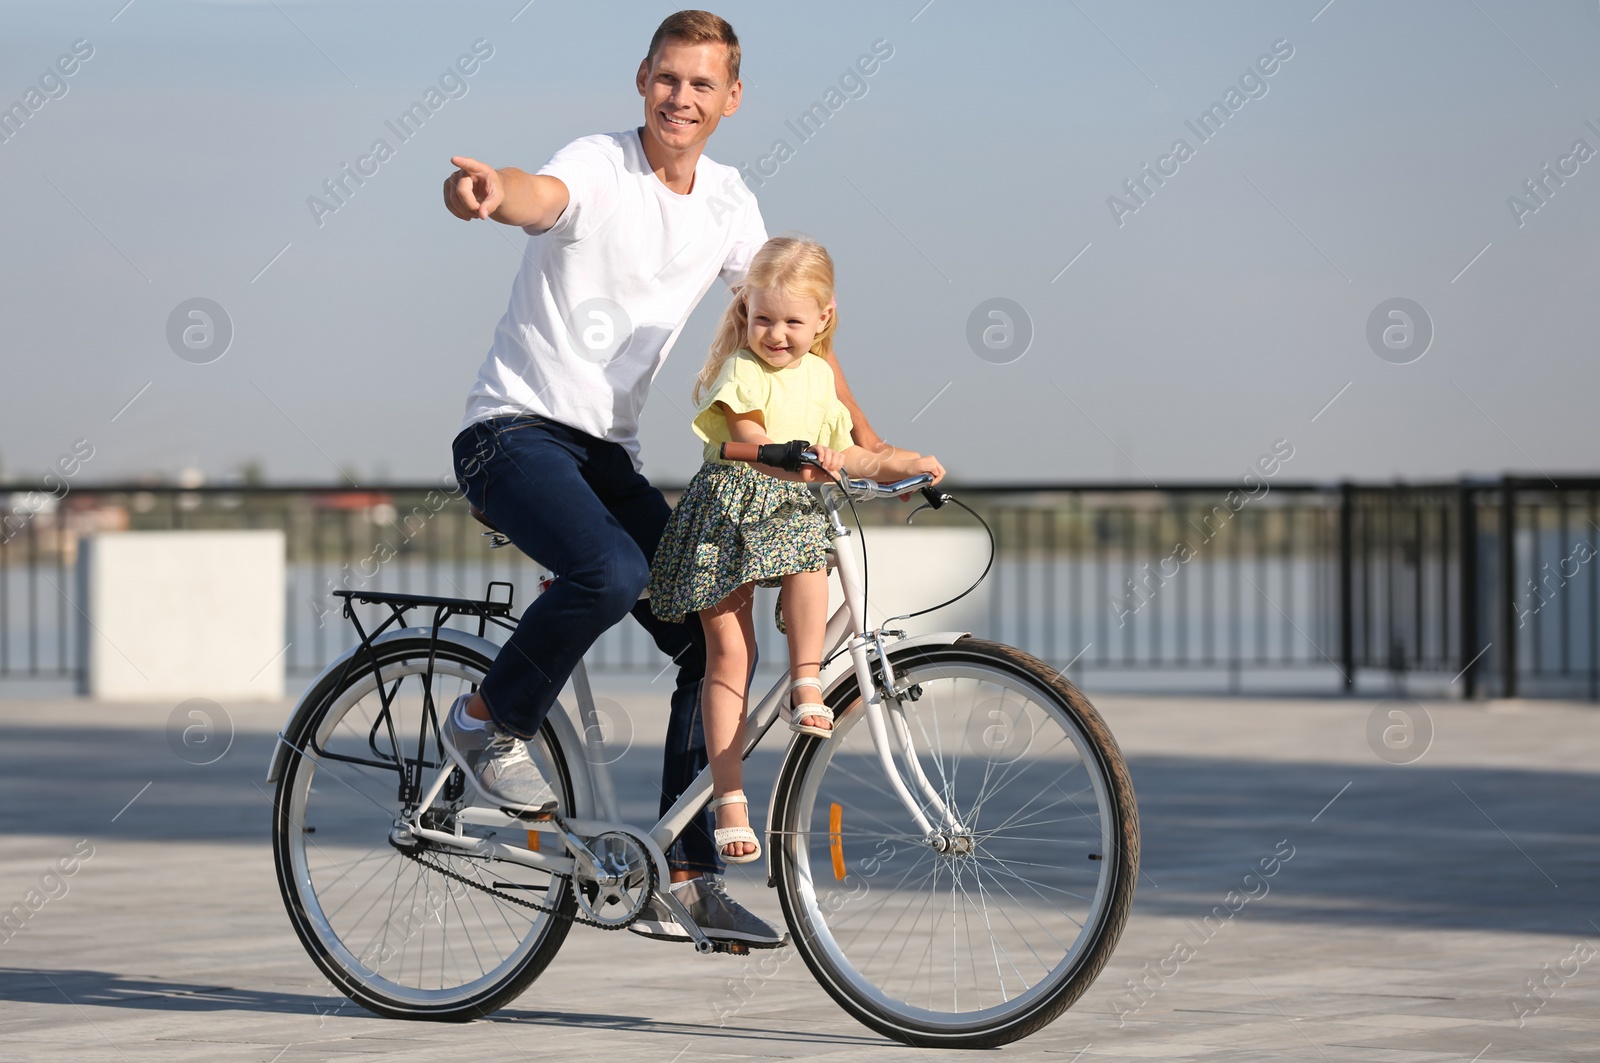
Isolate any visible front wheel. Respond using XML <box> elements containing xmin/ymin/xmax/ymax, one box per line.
<box><xmin>770</xmin><ymin>638</ymin><xmax>1139</xmax><ymax>1049</ymax></box>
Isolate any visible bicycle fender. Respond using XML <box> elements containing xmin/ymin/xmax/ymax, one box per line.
<box><xmin>263</xmin><ymin>627</ymin><xmax>597</xmax><ymax>818</ymax></box>
<box><xmin>763</xmin><ymin>630</ymin><xmax>969</xmax><ymax>888</ymax></box>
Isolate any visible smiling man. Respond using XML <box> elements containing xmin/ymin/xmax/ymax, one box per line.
<box><xmin>439</xmin><ymin>11</ymin><xmax>902</xmax><ymax>951</ymax></box>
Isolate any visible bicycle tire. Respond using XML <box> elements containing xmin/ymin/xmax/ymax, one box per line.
<box><xmin>271</xmin><ymin>636</ymin><xmax>577</xmax><ymax>1020</ymax></box>
<box><xmin>770</xmin><ymin>637</ymin><xmax>1138</xmax><ymax>1049</ymax></box>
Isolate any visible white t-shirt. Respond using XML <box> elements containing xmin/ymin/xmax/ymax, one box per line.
<box><xmin>460</xmin><ymin>129</ymin><xmax>767</xmax><ymax>469</ymax></box>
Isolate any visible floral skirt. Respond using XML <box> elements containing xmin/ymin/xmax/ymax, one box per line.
<box><xmin>648</xmin><ymin>462</ymin><xmax>833</xmax><ymax>623</ymax></box>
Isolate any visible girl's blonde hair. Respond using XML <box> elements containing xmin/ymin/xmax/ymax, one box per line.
<box><xmin>694</xmin><ymin>236</ymin><xmax>838</xmax><ymax>404</ymax></box>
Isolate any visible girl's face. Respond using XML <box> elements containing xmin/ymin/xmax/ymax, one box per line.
<box><xmin>746</xmin><ymin>287</ymin><xmax>831</xmax><ymax>370</ymax></box>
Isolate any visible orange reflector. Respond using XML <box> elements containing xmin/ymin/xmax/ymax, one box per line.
<box><xmin>526</xmin><ymin>830</ymin><xmax>540</xmax><ymax>852</ymax></box>
<box><xmin>829</xmin><ymin>802</ymin><xmax>845</xmax><ymax>881</ymax></box>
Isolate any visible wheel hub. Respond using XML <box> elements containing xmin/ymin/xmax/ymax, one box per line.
<box><xmin>927</xmin><ymin>829</ymin><xmax>976</xmax><ymax>858</ymax></box>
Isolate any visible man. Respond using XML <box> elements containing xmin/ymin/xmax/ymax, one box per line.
<box><xmin>439</xmin><ymin>10</ymin><xmax>929</xmax><ymax>947</ymax></box>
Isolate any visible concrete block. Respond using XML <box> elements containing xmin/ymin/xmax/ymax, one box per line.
<box><xmin>77</xmin><ymin>530</ymin><xmax>285</xmax><ymax>700</ymax></box>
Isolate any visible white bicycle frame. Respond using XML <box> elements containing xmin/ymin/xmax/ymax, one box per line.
<box><xmin>394</xmin><ymin>479</ymin><xmax>968</xmax><ymax>937</ymax></box>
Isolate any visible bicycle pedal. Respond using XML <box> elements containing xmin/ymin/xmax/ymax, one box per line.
<box><xmin>501</xmin><ymin>805</ymin><xmax>557</xmax><ymax>823</ymax></box>
<box><xmin>711</xmin><ymin>940</ymin><xmax>751</xmax><ymax>956</ymax></box>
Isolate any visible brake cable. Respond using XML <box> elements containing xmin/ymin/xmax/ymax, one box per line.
<box><xmin>811</xmin><ymin>463</ymin><xmax>995</xmax><ymax>667</ymax></box>
<box><xmin>882</xmin><ymin>492</ymin><xmax>996</xmax><ymax>625</ymax></box>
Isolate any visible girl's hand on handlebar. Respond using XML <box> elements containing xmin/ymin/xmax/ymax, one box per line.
<box><xmin>909</xmin><ymin>454</ymin><xmax>946</xmax><ymax>485</ymax></box>
<box><xmin>798</xmin><ymin>445</ymin><xmax>846</xmax><ymax>481</ymax></box>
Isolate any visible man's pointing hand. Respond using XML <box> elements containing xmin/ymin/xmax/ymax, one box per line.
<box><xmin>445</xmin><ymin>156</ymin><xmax>503</xmax><ymax>220</ymax></box>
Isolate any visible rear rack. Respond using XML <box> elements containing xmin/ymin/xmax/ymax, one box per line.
<box><xmin>333</xmin><ymin>582</ymin><xmax>516</xmax><ymax>628</ymax></box>
<box><xmin>323</xmin><ymin>582</ymin><xmax>520</xmax><ymax>809</ymax></box>
<box><xmin>330</xmin><ymin>580</ymin><xmax>517</xmax><ymax>680</ymax></box>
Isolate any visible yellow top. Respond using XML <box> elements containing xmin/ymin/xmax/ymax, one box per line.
<box><xmin>692</xmin><ymin>350</ymin><xmax>855</xmax><ymax>464</ymax></box>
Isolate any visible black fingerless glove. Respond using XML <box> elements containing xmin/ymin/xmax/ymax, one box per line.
<box><xmin>756</xmin><ymin>439</ymin><xmax>811</xmax><ymax>472</ymax></box>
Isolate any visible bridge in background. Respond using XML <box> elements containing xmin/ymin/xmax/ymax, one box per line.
<box><xmin>3</xmin><ymin>476</ymin><xmax>1596</xmax><ymax>699</ymax></box>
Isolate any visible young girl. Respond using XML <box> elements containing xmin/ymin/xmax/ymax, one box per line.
<box><xmin>648</xmin><ymin>236</ymin><xmax>943</xmax><ymax>864</ymax></box>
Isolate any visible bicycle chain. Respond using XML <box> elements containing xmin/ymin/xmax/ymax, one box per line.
<box><xmin>399</xmin><ymin>845</ymin><xmax>652</xmax><ymax>932</ymax></box>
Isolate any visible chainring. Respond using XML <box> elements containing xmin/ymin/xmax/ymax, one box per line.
<box><xmin>573</xmin><ymin>830</ymin><xmax>655</xmax><ymax>927</ymax></box>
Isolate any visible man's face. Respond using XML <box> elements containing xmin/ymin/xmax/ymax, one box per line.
<box><xmin>636</xmin><ymin>39</ymin><xmax>741</xmax><ymax>156</ymax></box>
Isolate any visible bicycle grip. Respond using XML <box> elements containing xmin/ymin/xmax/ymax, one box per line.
<box><xmin>719</xmin><ymin>439</ymin><xmax>811</xmax><ymax>472</ymax></box>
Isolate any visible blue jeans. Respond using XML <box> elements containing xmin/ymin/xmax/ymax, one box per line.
<box><xmin>452</xmin><ymin>415</ymin><xmax>720</xmax><ymax>874</ymax></box>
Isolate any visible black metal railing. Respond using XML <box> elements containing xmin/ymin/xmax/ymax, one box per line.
<box><xmin>2</xmin><ymin>476</ymin><xmax>1595</xmax><ymax>698</ymax></box>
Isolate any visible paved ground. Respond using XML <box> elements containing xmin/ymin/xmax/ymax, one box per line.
<box><xmin>2</xmin><ymin>681</ymin><xmax>1597</xmax><ymax>1062</ymax></box>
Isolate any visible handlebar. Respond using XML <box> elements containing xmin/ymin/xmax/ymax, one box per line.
<box><xmin>718</xmin><ymin>440</ymin><xmax>947</xmax><ymax>509</ymax></box>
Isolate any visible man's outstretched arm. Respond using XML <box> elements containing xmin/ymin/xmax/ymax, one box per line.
<box><xmin>443</xmin><ymin>155</ymin><xmax>569</xmax><ymax>231</ymax></box>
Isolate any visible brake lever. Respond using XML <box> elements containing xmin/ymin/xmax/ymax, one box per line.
<box><xmin>906</xmin><ymin>485</ymin><xmax>951</xmax><ymax>523</ymax></box>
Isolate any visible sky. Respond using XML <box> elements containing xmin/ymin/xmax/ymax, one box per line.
<box><xmin>1</xmin><ymin>0</ymin><xmax>1597</xmax><ymax>487</ymax></box>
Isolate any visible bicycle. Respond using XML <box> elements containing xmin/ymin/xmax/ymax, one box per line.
<box><xmin>267</xmin><ymin>443</ymin><xmax>1139</xmax><ymax>1049</ymax></box>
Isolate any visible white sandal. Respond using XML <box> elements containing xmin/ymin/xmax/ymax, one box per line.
<box><xmin>710</xmin><ymin>791</ymin><xmax>762</xmax><ymax>864</ymax></box>
<box><xmin>780</xmin><ymin>676</ymin><xmax>834</xmax><ymax>739</ymax></box>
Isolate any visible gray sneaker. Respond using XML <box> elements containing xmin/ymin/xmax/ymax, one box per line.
<box><xmin>438</xmin><ymin>693</ymin><xmax>558</xmax><ymax>816</ymax></box>
<box><xmin>628</xmin><ymin>875</ymin><xmax>787</xmax><ymax>947</ymax></box>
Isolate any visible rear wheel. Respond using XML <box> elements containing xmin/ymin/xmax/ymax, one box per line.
<box><xmin>771</xmin><ymin>639</ymin><xmax>1139</xmax><ymax>1049</ymax></box>
<box><xmin>271</xmin><ymin>637</ymin><xmax>577</xmax><ymax>1020</ymax></box>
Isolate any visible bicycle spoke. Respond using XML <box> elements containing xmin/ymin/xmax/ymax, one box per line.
<box><xmin>826</xmin><ymin>755</ymin><xmax>945</xmax><ymax>836</ymax></box>
<box><xmin>969</xmin><ymin>860</ymin><xmax>1056</xmax><ymax>972</ymax></box>
<box><xmin>323</xmin><ymin>850</ymin><xmax>407</xmax><ymax>927</ymax></box>
<box><xmin>884</xmin><ymin>859</ymin><xmax>942</xmax><ymax>998</ymax></box>
<box><xmin>970</xmin><ymin>863</ymin><xmax>1031</xmax><ymax>998</ymax></box>
<box><xmin>967</xmin><ymin>730</ymin><xmax>1077</xmax><ymax>827</ymax></box>
<box><xmin>307</xmin><ymin>845</ymin><xmax>392</xmax><ymax>895</ymax></box>
<box><xmin>972</xmin><ymin>854</ymin><xmax>1087</xmax><ymax>936</ymax></box>
<box><xmin>977</xmin><ymin>779</ymin><xmax>1095</xmax><ymax>843</ymax></box>
<box><xmin>836</xmin><ymin>847</ymin><xmax>940</xmax><ymax>949</ymax></box>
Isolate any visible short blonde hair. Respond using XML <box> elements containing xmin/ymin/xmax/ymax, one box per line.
<box><xmin>695</xmin><ymin>237</ymin><xmax>837</xmax><ymax>404</ymax></box>
<box><xmin>647</xmin><ymin>10</ymin><xmax>741</xmax><ymax>82</ymax></box>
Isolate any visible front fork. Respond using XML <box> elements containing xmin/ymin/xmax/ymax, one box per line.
<box><xmin>829</xmin><ymin>515</ymin><xmax>965</xmax><ymax>839</ymax></box>
<box><xmin>845</xmin><ymin>631</ymin><xmax>965</xmax><ymax>836</ymax></box>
